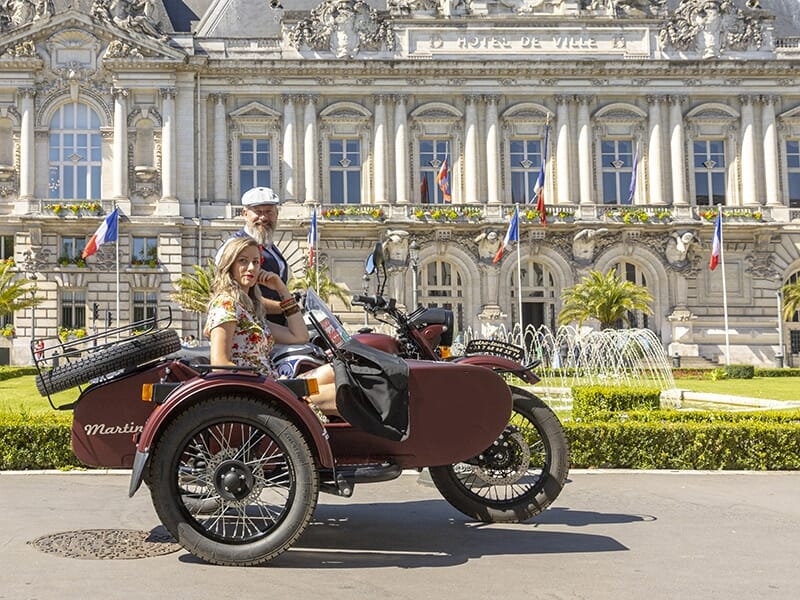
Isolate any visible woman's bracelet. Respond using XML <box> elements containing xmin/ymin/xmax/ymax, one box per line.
<box><xmin>279</xmin><ymin>297</ymin><xmax>296</xmax><ymax>308</ymax></box>
<box><xmin>283</xmin><ymin>304</ymin><xmax>300</xmax><ymax>317</ymax></box>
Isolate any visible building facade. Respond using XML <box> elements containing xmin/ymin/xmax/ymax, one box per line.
<box><xmin>1</xmin><ymin>0</ymin><xmax>800</xmax><ymax>366</ymax></box>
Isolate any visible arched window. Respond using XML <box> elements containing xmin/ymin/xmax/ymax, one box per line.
<box><xmin>48</xmin><ymin>102</ymin><xmax>102</xmax><ymax>200</ymax></box>
<box><xmin>617</xmin><ymin>261</ymin><xmax>650</xmax><ymax>330</ymax></box>
<box><xmin>420</xmin><ymin>259</ymin><xmax>464</xmax><ymax>330</ymax></box>
<box><xmin>510</xmin><ymin>260</ymin><xmax>557</xmax><ymax>330</ymax></box>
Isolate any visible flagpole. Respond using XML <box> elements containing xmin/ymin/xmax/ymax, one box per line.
<box><xmin>314</xmin><ymin>209</ymin><xmax>319</xmax><ymax>295</ymax></box>
<box><xmin>718</xmin><ymin>205</ymin><xmax>731</xmax><ymax>365</ymax></box>
<box><xmin>515</xmin><ymin>207</ymin><xmax>524</xmax><ymax>348</ymax></box>
<box><xmin>115</xmin><ymin>205</ymin><xmax>120</xmax><ymax>337</ymax></box>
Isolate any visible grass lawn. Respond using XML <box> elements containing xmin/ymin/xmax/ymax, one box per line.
<box><xmin>0</xmin><ymin>376</ymin><xmax>78</xmax><ymax>418</ymax></box>
<box><xmin>673</xmin><ymin>377</ymin><xmax>800</xmax><ymax>402</ymax></box>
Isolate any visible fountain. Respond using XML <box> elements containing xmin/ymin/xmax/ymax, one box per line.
<box><xmin>456</xmin><ymin>324</ymin><xmax>676</xmax><ymax>404</ymax></box>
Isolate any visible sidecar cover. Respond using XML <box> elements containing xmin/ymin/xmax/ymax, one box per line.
<box><xmin>332</xmin><ymin>338</ymin><xmax>409</xmax><ymax>441</ymax></box>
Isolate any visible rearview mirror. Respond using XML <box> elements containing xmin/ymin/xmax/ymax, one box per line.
<box><xmin>364</xmin><ymin>242</ymin><xmax>384</xmax><ymax>275</ymax></box>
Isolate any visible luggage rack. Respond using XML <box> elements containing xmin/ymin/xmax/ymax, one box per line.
<box><xmin>31</xmin><ymin>308</ymin><xmax>175</xmax><ymax>409</ymax></box>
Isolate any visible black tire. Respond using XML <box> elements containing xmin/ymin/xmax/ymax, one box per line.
<box><xmin>148</xmin><ymin>395</ymin><xmax>319</xmax><ymax>566</ymax></box>
<box><xmin>35</xmin><ymin>329</ymin><xmax>181</xmax><ymax>396</ymax></box>
<box><xmin>429</xmin><ymin>386</ymin><xmax>570</xmax><ymax>523</ymax></box>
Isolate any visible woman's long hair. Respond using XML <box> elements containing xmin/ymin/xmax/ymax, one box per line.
<box><xmin>210</xmin><ymin>236</ymin><xmax>266</xmax><ymax>321</ymax></box>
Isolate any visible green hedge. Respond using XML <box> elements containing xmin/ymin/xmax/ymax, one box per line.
<box><xmin>2</xmin><ymin>409</ymin><xmax>800</xmax><ymax>472</ymax></box>
<box><xmin>572</xmin><ymin>385</ymin><xmax>661</xmax><ymax>419</ymax></box>
<box><xmin>0</xmin><ymin>413</ymin><xmax>79</xmax><ymax>470</ymax></box>
<box><xmin>0</xmin><ymin>366</ymin><xmax>38</xmax><ymax>382</ymax></box>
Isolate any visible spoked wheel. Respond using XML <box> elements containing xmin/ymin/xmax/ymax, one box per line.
<box><xmin>148</xmin><ymin>395</ymin><xmax>319</xmax><ymax>566</ymax></box>
<box><xmin>429</xmin><ymin>386</ymin><xmax>569</xmax><ymax>523</ymax></box>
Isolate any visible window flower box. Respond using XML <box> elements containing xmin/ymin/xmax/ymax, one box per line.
<box><xmin>698</xmin><ymin>208</ymin><xmax>763</xmax><ymax>222</ymax></box>
<box><xmin>413</xmin><ymin>206</ymin><xmax>483</xmax><ymax>223</ymax></box>
<box><xmin>604</xmin><ymin>207</ymin><xmax>672</xmax><ymax>224</ymax></box>
<box><xmin>45</xmin><ymin>202</ymin><xmax>103</xmax><ymax>217</ymax></box>
<box><xmin>321</xmin><ymin>206</ymin><xmax>386</xmax><ymax>221</ymax></box>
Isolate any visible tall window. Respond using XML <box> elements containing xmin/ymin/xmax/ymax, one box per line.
<box><xmin>601</xmin><ymin>139</ymin><xmax>636</xmax><ymax>205</ymax></box>
<box><xmin>133</xmin><ymin>290</ymin><xmax>158</xmax><ymax>323</ymax></box>
<box><xmin>787</xmin><ymin>141</ymin><xmax>800</xmax><ymax>208</ymax></box>
<box><xmin>509</xmin><ymin>138</ymin><xmax>544</xmax><ymax>204</ymax></box>
<box><xmin>61</xmin><ymin>290</ymin><xmax>86</xmax><ymax>329</ymax></box>
<box><xmin>694</xmin><ymin>140</ymin><xmax>726</xmax><ymax>206</ymax></box>
<box><xmin>132</xmin><ymin>236</ymin><xmax>158</xmax><ymax>266</ymax></box>
<box><xmin>239</xmin><ymin>138</ymin><xmax>271</xmax><ymax>192</ymax></box>
<box><xmin>48</xmin><ymin>102</ymin><xmax>102</xmax><ymax>200</ymax></box>
<box><xmin>419</xmin><ymin>139</ymin><xmax>451</xmax><ymax>204</ymax></box>
<box><xmin>59</xmin><ymin>236</ymin><xmax>86</xmax><ymax>266</ymax></box>
<box><xmin>617</xmin><ymin>261</ymin><xmax>650</xmax><ymax>330</ymax></box>
<box><xmin>420</xmin><ymin>260</ymin><xmax>464</xmax><ymax>330</ymax></box>
<box><xmin>0</xmin><ymin>235</ymin><xmax>12</xmax><ymax>260</ymax></box>
<box><xmin>329</xmin><ymin>138</ymin><xmax>361</xmax><ymax>204</ymax></box>
<box><xmin>512</xmin><ymin>261</ymin><xmax>557</xmax><ymax>330</ymax></box>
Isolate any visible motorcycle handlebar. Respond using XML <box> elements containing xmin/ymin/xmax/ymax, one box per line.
<box><xmin>351</xmin><ymin>294</ymin><xmax>395</xmax><ymax>312</ymax></box>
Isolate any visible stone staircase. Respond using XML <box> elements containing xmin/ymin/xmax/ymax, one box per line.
<box><xmin>675</xmin><ymin>356</ymin><xmax>719</xmax><ymax>369</ymax></box>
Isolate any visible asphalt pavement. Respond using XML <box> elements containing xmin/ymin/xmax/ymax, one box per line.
<box><xmin>1</xmin><ymin>469</ymin><xmax>798</xmax><ymax>600</ymax></box>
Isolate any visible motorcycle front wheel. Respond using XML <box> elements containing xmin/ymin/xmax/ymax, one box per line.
<box><xmin>429</xmin><ymin>386</ymin><xmax>569</xmax><ymax>523</ymax></box>
<box><xmin>148</xmin><ymin>395</ymin><xmax>319</xmax><ymax>566</ymax></box>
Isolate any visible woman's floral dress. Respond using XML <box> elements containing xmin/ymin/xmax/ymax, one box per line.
<box><xmin>204</xmin><ymin>293</ymin><xmax>278</xmax><ymax>378</ymax></box>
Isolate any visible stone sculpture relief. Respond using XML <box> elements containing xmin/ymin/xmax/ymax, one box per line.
<box><xmin>665</xmin><ymin>230</ymin><xmax>699</xmax><ymax>266</ymax></box>
<box><xmin>90</xmin><ymin>0</ymin><xmax>164</xmax><ymax>39</ymax></box>
<box><xmin>572</xmin><ymin>228</ymin><xmax>610</xmax><ymax>263</ymax></box>
<box><xmin>290</xmin><ymin>0</ymin><xmax>395</xmax><ymax>58</ymax></box>
<box><xmin>658</xmin><ymin>0</ymin><xmax>766</xmax><ymax>58</ymax></box>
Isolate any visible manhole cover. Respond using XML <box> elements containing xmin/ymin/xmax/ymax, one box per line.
<box><xmin>29</xmin><ymin>528</ymin><xmax>181</xmax><ymax>560</ymax></box>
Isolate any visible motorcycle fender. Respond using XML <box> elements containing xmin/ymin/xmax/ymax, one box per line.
<box><xmin>128</xmin><ymin>375</ymin><xmax>334</xmax><ymax>497</ymax></box>
<box><xmin>454</xmin><ymin>354</ymin><xmax>540</xmax><ymax>384</ymax></box>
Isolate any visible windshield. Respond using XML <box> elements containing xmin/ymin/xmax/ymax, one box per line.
<box><xmin>304</xmin><ymin>288</ymin><xmax>351</xmax><ymax>349</ymax></box>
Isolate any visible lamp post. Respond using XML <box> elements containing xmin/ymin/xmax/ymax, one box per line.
<box><xmin>409</xmin><ymin>238</ymin><xmax>420</xmax><ymax>308</ymax></box>
<box><xmin>776</xmin><ymin>290</ymin><xmax>785</xmax><ymax>368</ymax></box>
<box><xmin>362</xmin><ymin>274</ymin><xmax>370</xmax><ymax>326</ymax></box>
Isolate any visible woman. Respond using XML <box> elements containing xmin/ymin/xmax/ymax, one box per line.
<box><xmin>204</xmin><ymin>236</ymin><xmax>337</xmax><ymax>421</ymax></box>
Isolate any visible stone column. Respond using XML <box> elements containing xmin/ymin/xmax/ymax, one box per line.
<box><xmin>18</xmin><ymin>88</ymin><xmax>35</xmax><ymax>204</ymax></box>
<box><xmin>761</xmin><ymin>95</ymin><xmax>780</xmax><ymax>207</ymax></box>
<box><xmin>485</xmin><ymin>95</ymin><xmax>500</xmax><ymax>205</ymax></box>
<box><xmin>303</xmin><ymin>95</ymin><xmax>318</xmax><ymax>204</ymax></box>
<box><xmin>464</xmin><ymin>95</ymin><xmax>479</xmax><ymax>204</ymax></box>
<box><xmin>373</xmin><ymin>95</ymin><xmax>388</xmax><ymax>204</ymax></box>
<box><xmin>282</xmin><ymin>95</ymin><xmax>296</xmax><ymax>201</ymax></box>
<box><xmin>160</xmin><ymin>88</ymin><xmax>177</xmax><ymax>202</ymax></box>
<box><xmin>212</xmin><ymin>94</ymin><xmax>228</xmax><ymax>202</ymax></box>
<box><xmin>112</xmin><ymin>88</ymin><xmax>128</xmax><ymax>200</ymax></box>
<box><xmin>394</xmin><ymin>94</ymin><xmax>409</xmax><ymax>204</ymax></box>
<box><xmin>555</xmin><ymin>95</ymin><xmax>571</xmax><ymax>206</ymax></box>
<box><xmin>647</xmin><ymin>95</ymin><xmax>665</xmax><ymax>205</ymax></box>
<box><xmin>577</xmin><ymin>96</ymin><xmax>593</xmax><ymax>206</ymax></box>
<box><xmin>740</xmin><ymin>95</ymin><xmax>758</xmax><ymax>207</ymax></box>
<box><xmin>668</xmin><ymin>95</ymin><xmax>688</xmax><ymax>207</ymax></box>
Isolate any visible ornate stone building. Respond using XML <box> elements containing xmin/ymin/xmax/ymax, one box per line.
<box><xmin>1</xmin><ymin>0</ymin><xmax>800</xmax><ymax>366</ymax></box>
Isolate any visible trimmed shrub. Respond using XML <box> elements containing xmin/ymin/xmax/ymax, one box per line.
<box><xmin>0</xmin><ymin>413</ymin><xmax>79</xmax><ymax>470</ymax></box>
<box><xmin>0</xmin><ymin>366</ymin><xmax>38</xmax><ymax>382</ymax></box>
<box><xmin>723</xmin><ymin>364</ymin><xmax>754</xmax><ymax>379</ymax></box>
<box><xmin>572</xmin><ymin>385</ymin><xmax>661</xmax><ymax>420</ymax></box>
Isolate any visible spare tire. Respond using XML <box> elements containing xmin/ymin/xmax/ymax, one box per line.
<box><xmin>36</xmin><ymin>329</ymin><xmax>182</xmax><ymax>396</ymax></box>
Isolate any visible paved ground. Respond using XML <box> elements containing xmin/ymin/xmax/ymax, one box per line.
<box><xmin>1</xmin><ymin>470</ymin><xmax>798</xmax><ymax>600</ymax></box>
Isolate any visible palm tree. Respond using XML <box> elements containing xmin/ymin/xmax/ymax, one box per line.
<box><xmin>558</xmin><ymin>268</ymin><xmax>654</xmax><ymax>330</ymax></box>
<box><xmin>0</xmin><ymin>260</ymin><xmax>41</xmax><ymax>318</ymax></box>
<box><xmin>289</xmin><ymin>263</ymin><xmax>351</xmax><ymax>307</ymax></box>
<box><xmin>170</xmin><ymin>259</ymin><xmax>216</xmax><ymax>314</ymax></box>
<box><xmin>781</xmin><ymin>281</ymin><xmax>800</xmax><ymax>321</ymax></box>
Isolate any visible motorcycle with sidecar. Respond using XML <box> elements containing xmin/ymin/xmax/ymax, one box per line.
<box><xmin>32</xmin><ymin>248</ymin><xmax>569</xmax><ymax>567</ymax></box>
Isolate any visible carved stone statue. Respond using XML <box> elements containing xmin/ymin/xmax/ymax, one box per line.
<box><xmin>666</xmin><ymin>231</ymin><xmax>698</xmax><ymax>266</ymax></box>
<box><xmin>90</xmin><ymin>0</ymin><xmax>163</xmax><ymax>39</ymax></box>
<box><xmin>475</xmin><ymin>230</ymin><xmax>502</xmax><ymax>262</ymax></box>
<box><xmin>383</xmin><ymin>229</ymin><xmax>410</xmax><ymax>263</ymax></box>
<box><xmin>6</xmin><ymin>0</ymin><xmax>34</xmax><ymax>26</ymax></box>
<box><xmin>572</xmin><ymin>228</ymin><xmax>610</xmax><ymax>263</ymax></box>
<box><xmin>33</xmin><ymin>0</ymin><xmax>53</xmax><ymax>21</ymax></box>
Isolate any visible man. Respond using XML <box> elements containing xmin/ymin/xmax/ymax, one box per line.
<box><xmin>216</xmin><ymin>186</ymin><xmax>289</xmax><ymax>325</ymax></box>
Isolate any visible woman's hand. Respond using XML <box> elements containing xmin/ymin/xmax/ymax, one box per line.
<box><xmin>257</xmin><ymin>271</ymin><xmax>291</xmax><ymax>298</ymax></box>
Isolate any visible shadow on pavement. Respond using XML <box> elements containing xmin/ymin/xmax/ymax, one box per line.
<box><xmin>176</xmin><ymin>499</ymin><xmax>631</xmax><ymax>568</ymax></box>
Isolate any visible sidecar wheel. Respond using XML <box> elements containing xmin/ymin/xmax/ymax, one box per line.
<box><xmin>148</xmin><ymin>395</ymin><xmax>319</xmax><ymax>566</ymax></box>
<box><xmin>429</xmin><ymin>387</ymin><xmax>569</xmax><ymax>523</ymax></box>
<box><xmin>35</xmin><ymin>329</ymin><xmax>181</xmax><ymax>395</ymax></box>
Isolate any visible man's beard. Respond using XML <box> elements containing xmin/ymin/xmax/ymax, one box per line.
<box><xmin>244</xmin><ymin>222</ymin><xmax>273</xmax><ymax>246</ymax></box>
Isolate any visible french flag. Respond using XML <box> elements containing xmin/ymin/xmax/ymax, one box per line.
<box><xmin>709</xmin><ymin>207</ymin><xmax>722</xmax><ymax>271</ymax></box>
<box><xmin>82</xmin><ymin>207</ymin><xmax>119</xmax><ymax>259</ymax></box>
<box><xmin>531</xmin><ymin>125</ymin><xmax>549</xmax><ymax>226</ymax></box>
<box><xmin>436</xmin><ymin>156</ymin><xmax>452</xmax><ymax>203</ymax></box>
<box><xmin>493</xmin><ymin>206</ymin><xmax>520</xmax><ymax>264</ymax></box>
<box><xmin>308</xmin><ymin>207</ymin><xmax>318</xmax><ymax>268</ymax></box>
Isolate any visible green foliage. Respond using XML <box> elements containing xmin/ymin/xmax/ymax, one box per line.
<box><xmin>723</xmin><ymin>364</ymin><xmax>754</xmax><ymax>379</ymax></box>
<box><xmin>289</xmin><ymin>263</ymin><xmax>351</xmax><ymax>307</ymax></box>
<box><xmin>753</xmin><ymin>368</ymin><xmax>800</xmax><ymax>377</ymax></box>
<box><xmin>572</xmin><ymin>384</ymin><xmax>661</xmax><ymax>420</ymax></box>
<box><xmin>0</xmin><ymin>366</ymin><xmax>38</xmax><ymax>381</ymax></box>
<box><xmin>170</xmin><ymin>258</ymin><xmax>216</xmax><ymax>314</ymax></box>
<box><xmin>564</xmin><ymin>410</ymin><xmax>800</xmax><ymax>470</ymax></box>
<box><xmin>0</xmin><ymin>260</ymin><xmax>42</xmax><ymax>318</ymax></box>
<box><xmin>0</xmin><ymin>413</ymin><xmax>79</xmax><ymax>470</ymax></box>
<box><xmin>710</xmin><ymin>368</ymin><xmax>727</xmax><ymax>381</ymax></box>
<box><xmin>558</xmin><ymin>269</ymin><xmax>654</xmax><ymax>329</ymax></box>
